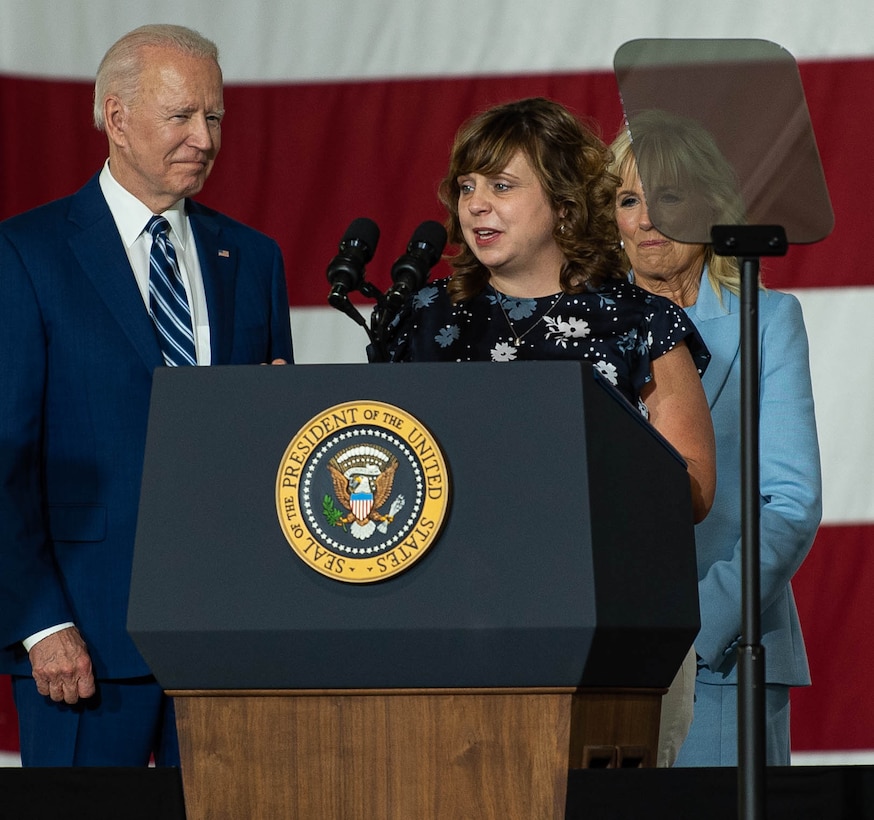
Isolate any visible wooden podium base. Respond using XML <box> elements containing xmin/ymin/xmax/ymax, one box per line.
<box><xmin>170</xmin><ymin>687</ymin><xmax>662</xmax><ymax>820</ymax></box>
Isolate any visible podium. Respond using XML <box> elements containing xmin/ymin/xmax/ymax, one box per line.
<box><xmin>128</xmin><ymin>361</ymin><xmax>699</xmax><ymax>819</ymax></box>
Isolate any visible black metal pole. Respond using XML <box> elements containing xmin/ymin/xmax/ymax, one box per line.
<box><xmin>737</xmin><ymin>255</ymin><xmax>765</xmax><ymax>820</ymax></box>
<box><xmin>711</xmin><ymin>226</ymin><xmax>786</xmax><ymax>820</ymax></box>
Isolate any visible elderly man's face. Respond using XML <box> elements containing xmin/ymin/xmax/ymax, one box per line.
<box><xmin>106</xmin><ymin>45</ymin><xmax>224</xmax><ymax>213</ymax></box>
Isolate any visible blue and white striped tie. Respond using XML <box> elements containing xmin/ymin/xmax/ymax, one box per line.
<box><xmin>146</xmin><ymin>215</ymin><xmax>197</xmax><ymax>367</ymax></box>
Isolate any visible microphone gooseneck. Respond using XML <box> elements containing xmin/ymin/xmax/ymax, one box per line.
<box><xmin>324</xmin><ymin>217</ymin><xmax>445</xmax><ymax>362</ymax></box>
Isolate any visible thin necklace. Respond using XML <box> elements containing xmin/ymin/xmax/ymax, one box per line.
<box><xmin>491</xmin><ymin>287</ymin><xmax>564</xmax><ymax>347</ymax></box>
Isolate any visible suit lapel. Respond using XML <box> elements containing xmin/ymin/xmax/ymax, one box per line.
<box><xmin>68</xmin><ymin>178</ymin><xmax>163</xmax><ymax>370</ymax></box>
<box><xmin>689</xmin><ymin>280</ymin><xmax>740</xmax><ymax>407</ymax></box>
<box><xmin>188</xmin><ymin>205</ymin><xmax>239</xmax><ymax>365</ymax></box>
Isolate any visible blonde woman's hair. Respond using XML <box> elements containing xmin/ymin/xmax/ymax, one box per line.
<box><xmin>608</xmin><ymin>109</ymin><xmax>750</xmax><ymax>297</ymax></box>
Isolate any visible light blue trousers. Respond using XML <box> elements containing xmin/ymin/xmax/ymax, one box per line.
<box><xmin>675</xmin><ymin>679</ymin><xmax>791</xmax><ymax>767</ymax></box>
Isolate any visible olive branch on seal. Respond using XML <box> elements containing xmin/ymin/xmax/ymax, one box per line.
<box><xmin>322</xmin><ymin>495</ymin><xmax>347</xmax><ymax>531</ymax></box>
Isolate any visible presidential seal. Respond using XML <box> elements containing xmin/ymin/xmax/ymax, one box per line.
<box><xmin>276</xmin><ymin>400</ymin><xmax>450</xmax><ymax>582</ymax></box>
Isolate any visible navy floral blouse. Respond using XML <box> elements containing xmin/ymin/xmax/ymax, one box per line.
<box><xmin>386</xmin><ymin>276</ymin><xmax>709</xmax><ymax>417</ymax></box>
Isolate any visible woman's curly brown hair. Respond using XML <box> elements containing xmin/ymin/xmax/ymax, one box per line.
<box><xmin>438</xmin><ymin>97</ymin><xmax>626</xmax><ymax>303</ymax></box>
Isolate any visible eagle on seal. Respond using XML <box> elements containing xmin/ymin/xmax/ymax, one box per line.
<box><xmin>328</xmin><ymin>453</ymin><xmax>400</xmax><ymax>539</ymax></box>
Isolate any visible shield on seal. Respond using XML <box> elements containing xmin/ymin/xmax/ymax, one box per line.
<box><xmin>350</xmin><ymin>479</ymin><xmax>374</xmax><ymax>521</ymax></box>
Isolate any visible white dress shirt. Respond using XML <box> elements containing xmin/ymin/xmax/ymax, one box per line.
<box><xmin>98</xmin><ymin>159</ymin><xmax>212</xmax><ymax>364</ymax></box>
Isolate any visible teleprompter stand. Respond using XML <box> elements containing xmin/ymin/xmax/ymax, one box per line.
<box><xmin>615</xmin><ymin>37</ymin><xmax>834</xmax><ymax>820</ymax></box>
<box><xmin>129</xmin><ymin>361</ymin><xmax>700</xmax><ymax>819</ymax></box>
<box><xmin>713</xmin><ymin>224</ymin><xmax>788</xmax><ymax>817</ymax></box>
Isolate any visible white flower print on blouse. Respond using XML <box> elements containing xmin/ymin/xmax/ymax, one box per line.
<box><xmin>595</xmin><ymin>360</ymin><xmax>618</xmax><ymax>385</ymax></box>
<box><xmin>544</xmin><ymin>314</ymin><xmax>590</xmax><ymax>348</ymax></box>
<box><xmin>491</xmin><ymin>341</ymin><xmax>517</xmax><ymax>362</ymax></box>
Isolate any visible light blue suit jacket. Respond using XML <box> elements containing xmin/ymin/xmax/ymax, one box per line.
<box><xmin>0</xmin><ymin>173</ymin><xmax>293</xmax><ymax>679</ymax></box>
<box><xmin>686</xmin><ymin>277</ymin><xmax>821</xmax><ymax>686</ymax></box>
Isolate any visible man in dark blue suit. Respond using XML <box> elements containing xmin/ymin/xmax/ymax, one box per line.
<box><xmin>0</xmin><ymin>24</ymin><xmax>293</xmax><ymax>766</ymax></box>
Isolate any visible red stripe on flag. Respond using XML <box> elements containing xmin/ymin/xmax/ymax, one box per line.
<box><xmin>792</xmin><ymin>522</ymin><xmax>874</xmax><ymax>752</ymax></box>
<box><xmin>5</xmin><ymin>59</ymin><xmax>873</xmax><ymax>305</ymax></box>
<box><xmin>0</xmin><ymin>675</ymin><xmax>17</xmax><ymax>752</ymax></box>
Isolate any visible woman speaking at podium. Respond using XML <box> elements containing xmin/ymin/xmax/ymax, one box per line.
<box><xmin>383</xmin><ymin>97</ymin><xmax>717</xmax><ymax>766</ymax></box>
<box><xmin>385</xmin><ymin>97</ymin><xmax>716</xmax><ymax>526</ymax></box>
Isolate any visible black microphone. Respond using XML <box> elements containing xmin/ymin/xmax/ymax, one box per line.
<box><xmin>327</xmin><ymin>217</ymin><xmax>380</xmax><ymax>307</ymax></box>
<box><xmin>384</xmin><ymin>220</ymin><xmax>447</xmax><ymax>312</ymax></box>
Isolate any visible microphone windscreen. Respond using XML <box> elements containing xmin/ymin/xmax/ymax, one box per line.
<box><xmin>409</xmin><ymin>220</ymin><xmax>447</xmax><ymax>263</ymax></box>
<box><xmin>341</xmin><ymin>217</ymin><xmax>380</xmax><ymax>263</ymax></box>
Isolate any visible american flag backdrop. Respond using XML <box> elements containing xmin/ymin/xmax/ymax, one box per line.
<box><xmin>1</xmin><ymin>0</ymin><xmax>873</xmax><ymax>763</ymax></box>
